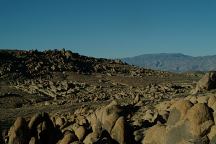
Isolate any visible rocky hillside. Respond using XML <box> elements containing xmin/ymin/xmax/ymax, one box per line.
<box><xmin>0</xmin><ymin>49</ymin><xmax>168</xmax><ymax>80</ymax></box>
<box><xmin>122</xmin><ymin>53</ymin><xmax>216</xmax><ymax>72</ymax></box>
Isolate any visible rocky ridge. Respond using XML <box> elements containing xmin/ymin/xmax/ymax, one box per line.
<box><xmin>0</xmin><ymin>49</ymin><xmax>169</xmax><ymax>80</ymax></box>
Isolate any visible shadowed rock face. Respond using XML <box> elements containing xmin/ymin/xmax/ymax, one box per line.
<box><xmin>0</xmin><ymin>49</ymin><xmax>96</xmax><ymax>78</ymax></box>
<box><xmin>0</xmin><ymin>129</ymin><xmax>4</xmax><ymax>144</ymax></box>
<box><xmin>192</xmin><ymin>71</ymin><xmax>216</xmax><ymax>94</ymax></box>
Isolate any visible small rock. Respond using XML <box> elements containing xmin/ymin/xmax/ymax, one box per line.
<box><xmin>208</xmin><ymin>96</ymin><xmax>216</xmax><ymax>108</ymax></box>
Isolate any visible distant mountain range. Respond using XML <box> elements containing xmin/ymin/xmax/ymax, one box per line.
<box><xmin>122</xmin><ymin>53</ymin><xmax>216</xmax><ymax>72</ymax></box>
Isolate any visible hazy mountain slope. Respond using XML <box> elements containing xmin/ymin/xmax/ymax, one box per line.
<box><xmin>122</xmin><ymin>53</ymin><xmax>216</xmax><ymax>72</ymax></box>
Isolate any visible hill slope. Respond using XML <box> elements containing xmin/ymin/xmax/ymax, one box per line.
<box><xmin>0</xmin><ymin>49</ymin><xmax>169</xmax><ymax>80</ymax></box>
<box><xmin>122</xmin><ymin>53</ymin><xmax>216</xmax><ymax>72</ymax></box>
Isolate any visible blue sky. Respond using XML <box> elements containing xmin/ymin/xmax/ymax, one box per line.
<box><xmin>0</xmin><ymin>0</ymin><xmax>216</xmax><ymax>58</ymax></box>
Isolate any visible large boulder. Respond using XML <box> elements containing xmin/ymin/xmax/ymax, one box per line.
<box><xmin>191</xmin><ymin>71</ymin><xmax>216</xmax><ymax>94</ymax></box>
<box><xmin>87</xmin><ymin>113</ymin><xmax>102</xmax><ymax>135</ymax></box>
<box><xmin>166</xmin><ymin>103</ymin><xmax>214</xmax><ymax>144</ymax></box>
<box><xmin>89</xmin><ymin>100</ymin><xmax>130</xmax><ymax>144</ymax></box>
<box><xmin>96</xmin><ymin>100</ymin><xmax>122</xmax><ymax>133</ymax></box>
<box><xmin>28</xmin><ymin>112</ymin><xmax>58</xmax><ymax>144</ymax></box>
<box><xmin>142</xmin><ymin>124</ymin><xmax>166</xmax><ymax>144</ymax></box>
<box><xmin>74</xmin><ymin>126</ymin><xmax>86</xmax><ymax>141</ymax></box>
<box><xmin>111</xmin><ymin>116</ymin><xmax>126</xmax><ymax>144</ymax></box>
<box><xmin>59</xmin><ymin>130</ymin><xmax>78</xmax><ymax>144</ymax></box>
<box><xmin>167</xmin><ymin>100</ymin><xmax>193</xmax><ymax>126</ymax></box>
<box><xmin>208</xmin><ymin>96</ymin><xmax>216</xmax><ymax>108</ymax></box>
<box><xmin>185</xmin><ymin>103</ymin><xmax>214</xmax><ymax>137</ymax></box>
<box><xmin>208</xmin><ymin>125</ymin><xmax>216</xmax><ymax>144</ymax></box>
<box><xmin>83</xmin><ymin>132</ymin><xmax>99</xmax><ymax>144</ymax></box>
<box><xmin>166</xmin><ymin>120</ymin><xmax>193</xmax><ymax>144</ymax></box>
<box><xmin>8</xmin><ymin>117</ymin><xmax>30</xmax><ymax>144</ymax></box>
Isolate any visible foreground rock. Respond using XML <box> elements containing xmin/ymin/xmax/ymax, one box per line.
<box><xmin>8</xmin><ymin>117</ymin><xmax>29</xmax><ymax>144</ymax></box>
<box><xmin>3</xmin><ymin>101</ymin><xmax>132</xmax><ymax>144</ymax></box>
<box><xmin>5</xmin><ymin>93</ymin><xmax>216</xmax><ymax>144</ymax></box>
<box><xmin>143</xmin><ymin>96</ymin><xmax>216</xmax><ymax>144</ymax></box>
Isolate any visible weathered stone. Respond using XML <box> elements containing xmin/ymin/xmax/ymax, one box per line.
<box><xmin>96</xmin><ymin>100</ymin><xmax>122</xmax><ymax>133</ymax></box>
<box><xmin>167</xmin><ymin>100</ymin><xmax>193</xmax><ymax>126</ymax></box>
<box><xmin>191</xmin><ymin>71</ymin><xmax>216</xmax><ymax>94</ymax></box>
<box><xmin>87</xmin><ymin>113</ymin><xmax>102</xmax><ymax>135</ymax></box>
<box><xmin>8</xmin><ymin>117</ymin><xmax>29</xmax><ymax>144</ymax></box>
<box><xmin>55</xmin><ymin>117</ymin><xmax>65</xmax><ymax>128</ymax></box>
<box><xmin>134</xmin><ymin>129</ymin><xmax>144</xmax><ymax>142</ymax></box>
<box><xmin>83</xmin><ymin>132</ymin><xmax>99</xmax><ymax>144</ymax></box>
<box><xmin>142</xmin><ymin>124</ymin><xmax>166</xmax><ymax>144</ymax></box>
<box><xmin>166</xmin><ymin>121</ymin><xmax>192</xmax><ymax>144</ymax></box>
<box><xmin>185</xmin><ymin>103</ymin><xmax>214</xmax><ymax>137</ymax></box>
<box><xmin>74</xmin><ymin>126</ymin><xmax>86</xmax><ymax>141</ymax></box>
<box><xmin>133</xmin><ymin>94</ymin><xmax>140</xmax><ymax>104</ymax></box>
<box><xmin>29</xmin><ymin>112</ymin><xmax>56</xmax><ymax>144</ymax></box>
<box><xmin>208</xmin><ymin>125</ymin><xmax>216</xmax><ymax>142</ymax></box>
<box><xmin>208</xmin><ymin>96</ymin><xmax>216</xmax><ymax>108</ymax></box>
<box><xmin>59</xmin><ymin>130</ymin><xmax>78</xmax><ymax>144</ymax></box>
<box><xmin>29</xmin><ymin>137</ymin><xmax>37</xmax><ymax>144</ymax></box>
<box><xmin>155</xmin><ymin>101</ymin><xmax>173</xmax><ymax>112</ymax></box>
<box><xmin>189</xmin><ymin>96</ymin><xmax>198</xmax><ymax>104</ymax></box>
<box><xmin>111</xmin><ymin>116</ymin><xmax>125</xmax><ymax>144</ymax></box>
<box><xmin>197</xmin><ymin>96</ymin><xmax>209</xmax><ymax>104</ymax></box>
<box><xmin>143</xmin><ymin>109</ymin><xmax>159</xmax><ymax>123</ymax></box>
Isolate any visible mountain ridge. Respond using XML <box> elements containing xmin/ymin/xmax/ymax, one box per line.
<box><xmin>122</xmin><ymin>53</ymin><xmax>216</xmax><ymax>72</ymax></box>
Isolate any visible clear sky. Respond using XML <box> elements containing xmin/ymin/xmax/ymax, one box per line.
<box><xmin>1</xmin><ymin>0</ymin><xmax>216</xmax><ymax>58</ymax></box>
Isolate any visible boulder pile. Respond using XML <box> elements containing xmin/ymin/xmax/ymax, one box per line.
<box><xmin>4</xmin><ymin>93</ymin><xmax>216</xmax><ymax>144</ymax></box>
<box><xmin>2</xmin><ymin>101</ymin><xmax>132</xmax><ymax>144</ymax></box>
<box><xmin>0</xmin><ymin>49</ymin><xmax>111</xmax><ymax>78</ymax></box>
<box><xmin>14</xmin><ymin>80</ymin><xmax>87</xmax><ymax>99</ymax></box>
<box><xmin>0</xmin><ymin>49</ymin><xmax>169</xmax><ymax>79</ymax></box>
<box><xmin>142</xmin><ymin>94</ymin><xmax>216</xmax><ymax>144</ymax></box>
<box><xmin>13</xmin><ymin>78</ymin><xmax>190</xmax><ymax>107</ymax></box>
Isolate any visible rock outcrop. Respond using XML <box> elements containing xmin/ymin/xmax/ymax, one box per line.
<box><xmin>4</xmin><ymin>95</ymin><xmax>216</xmax><ymax>144</ymax></box>
<box><xmin>192</xmin><ymin>71</ymin><xmax>216</xmax><ymax>94</ymax></box>
<box><xmin>3</xmin><ymin>101</ymin><xmax>132</xmax><ymax>144</ymax></box>
<box><xmin>8</xmin><ymin>117</ymin><xmax>29</xmax><ymax>144</ymax></box>
<box><xmin>143</xmin><ymin>95</ymin><xmax>216</xmax><ymax>144</ymax></box>
<box><xmin>0</xmin><ymin>49</ymin><xmax>167</xmax><ymax>79</ymax></box>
